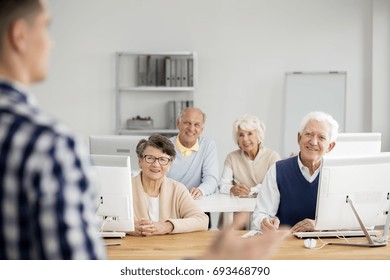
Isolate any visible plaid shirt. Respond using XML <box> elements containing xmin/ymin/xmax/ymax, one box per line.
<box><xmin>0</xmin><ymin>79</ymin><xmax>105</xmax><ymax>259</ymax></box>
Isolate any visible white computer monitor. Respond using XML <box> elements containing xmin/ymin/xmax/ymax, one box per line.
<box><xmin>90</xmin><ymin>154</ymin><xmax>134</xmax><ymax>233</ymax></box>
<box><xmin>326</xmin><ymin>132</ymin><xmax>381</xmax><ymax>157</ymax></box>
<box><xmin>315</xmin><ymin>153</ymin><xmax>390</xmax><ymax>245</ymax></box>
<box><xmin>89</xmin><ymin>134</ymin><xmax>148</xmax><ymax>174</ymax></box>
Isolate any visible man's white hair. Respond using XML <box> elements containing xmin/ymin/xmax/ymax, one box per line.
<box><xmin>298</xmin><ymin>111</ymin><xmax>339</xmax><ymax>142</ymax></box>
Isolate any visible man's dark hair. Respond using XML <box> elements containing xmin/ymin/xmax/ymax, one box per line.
<box><xmin>0</xmin><ymin>0</ymin><xmax>43</xmax><ymax>53</ymax></box>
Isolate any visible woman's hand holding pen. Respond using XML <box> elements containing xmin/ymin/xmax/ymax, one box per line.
<box><xmin>261</xmin><ymin>216</ymin><xmax>280</xmax><ymax>231</ymax></box>
<box><xmin>230</xmin><ymin>183</ymin><xmax>251</xmax><ymax>196</ymax></box>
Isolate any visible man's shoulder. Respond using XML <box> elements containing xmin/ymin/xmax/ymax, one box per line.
<box><xmin>2</xmin><ymin>99</ymin><xmax>74</xmax><ymax>141</ymax></box>
<box><xmin>169</xmin><ymin>135</ymin><xmax>176</xmax><ymax>142</ymax></box>
<box><xmin>30</xmin><ymin>111</ymin><xmax>75</xmax><ymax>141</ymax></box>
<box><xmin>1</xmin><ymin>102</ymin><xmax>83</xmax><ymax>166</ymax></box>
<box><xmin>198</xmin><ymin>136</ymin><xmax>216</xmax><ymax>146</ymax></box>
<box><xmin>276</xmin><ymin>155</ymin><xmax>297</xmax><ymax>168</ymax></box>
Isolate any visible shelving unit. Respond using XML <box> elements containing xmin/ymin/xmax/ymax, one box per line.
<box><xmin>114</xmin><ymin>51</ymin><xmax>197</xmax><ymax>136</ymax></box>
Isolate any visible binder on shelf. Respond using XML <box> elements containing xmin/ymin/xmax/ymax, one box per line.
<box><xmin>167</xmin><ymin>101</ymin><xmax>176</xmax><ymax>129</ymax></box>
<box><xmin>175</xmin><ymin>99</ymin><xmax>182</xmax><ymax>122</ymax></box>
<box><xmin>156</xmin><ymin>58</ymin><xmax>165</xmax><ymax>87</ymax></box>
<box><xmin>181</xmin><ymin>58</ymin><xmax>188</xmax><ymax>87</ymax></box>
<box><xmin>165</xmin><ymin>57</ymin><xmax>171</xmax><ymax>87</ymax></box>
<box><xmin>115</xmin><ymin>52</ymin><xmax>196</xmax><ymax>135</ymax></box>
<box><xmin>170</xmin><ymin>58</ymin><xmax>176</xmax><ymax>87</ymax></box>
<box><xmin>137</xmin><ymin>55</ymin><xmax>148</xmax><ymax>86</ymax></box>
<box><xmin>147</xmin><ymin>55</ymin><xmax>157</xmax><ymax>86</ymax></box>
<box><xmin>181</xmin><ymin>100</ymin><xmax>187</xmax><ymax>112</ymax></box>
<box><xmin>176</xmin><ymin>59</ymin><xmax>182</xmax><ymax>87</ymax></box>
<box><xmin>187</xmin><ymin>58</ymin><xmax>194</xmax><ymax>87</ymax></box>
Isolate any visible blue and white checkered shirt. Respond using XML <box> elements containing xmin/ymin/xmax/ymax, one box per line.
<box><xmin>0</xmin><ymin>79</ymin><xmax>106</xmax><ymax>259</ymax></box>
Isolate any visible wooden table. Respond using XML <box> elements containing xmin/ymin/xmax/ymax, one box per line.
<box><xmin>105</xmin><ymin>230</ymin><xmax>390</xmax><ymax>260</ymax></box>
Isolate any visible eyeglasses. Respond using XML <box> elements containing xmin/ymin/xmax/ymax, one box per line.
<box><xmin>143</xmin><ymin>155</ymin><xmax>171</xmax><ymax>166</ymax></box>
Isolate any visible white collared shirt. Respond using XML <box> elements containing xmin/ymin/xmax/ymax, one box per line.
<box><xmin>251</xmin><ymin>156</ymin><xmax>322</xmax><ymax>230</ymax></box>
<box><xmin>297</xmin><ymin>156</ymin><xmax>321</xmax><ymax>183</ymax></box>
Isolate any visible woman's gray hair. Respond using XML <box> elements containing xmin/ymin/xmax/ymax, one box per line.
<box><xmin>136</xmin><ymin>134</ymin><xmax>176</xmax><ymax>160</ymax></box>
<box><xmin>298</xmin><ymin>111</ymin><xmax>339</xmax><ymax>142</ymax></box>
<box><xmin>232</xmin><ymin>114</ymin><xmax>266</xmax><ymax>145</ymax></box>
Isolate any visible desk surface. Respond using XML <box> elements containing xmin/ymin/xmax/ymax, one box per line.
<box><xmin>105</xmin><ymin>230</ymin><xmax>390</xmax><ymax>260</ymax></box>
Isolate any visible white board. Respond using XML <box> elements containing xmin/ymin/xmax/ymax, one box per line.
<box><xmin>283</xmin><ymin>72</ymin><xmax>346</xmax><ymax>158</ymax></box>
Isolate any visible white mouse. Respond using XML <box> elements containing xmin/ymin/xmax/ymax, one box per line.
<box><xmin>303</xmin><ymin>238</ymin><xmax>317</xmax><ymax>249</ymax></box>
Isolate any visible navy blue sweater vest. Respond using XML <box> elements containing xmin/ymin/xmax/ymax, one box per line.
<box><xmin>275</xmin><ymin>156</ymin><xmax>319</xmax><ymax>227</ymax></box>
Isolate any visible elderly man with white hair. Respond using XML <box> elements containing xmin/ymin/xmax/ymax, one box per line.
<box><xmin>251</xmin><ymin>111</ymin><xmax>339</xmax><ymax>233</ymax></box>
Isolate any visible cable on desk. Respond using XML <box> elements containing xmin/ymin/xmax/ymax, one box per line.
<box><xmin>98</xmin><ymin>216</ymin><xmax>112</xmax><ymax>233</ymax></box>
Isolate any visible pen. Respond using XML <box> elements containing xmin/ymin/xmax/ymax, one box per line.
<box><xmin>230</xmin><ymin>179</ymin><xmax>239</xmax><ymax>197</ymax></box>
<box><xmin>267</xmin><ymin>214</ymin><xmax>277</xmax><ymax>224</ymax></box>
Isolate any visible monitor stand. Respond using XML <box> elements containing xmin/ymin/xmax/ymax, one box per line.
<box><xmin>327</xmin><ymin>197</ymin><xmax>389</xmax><ymax>247</ymax></box>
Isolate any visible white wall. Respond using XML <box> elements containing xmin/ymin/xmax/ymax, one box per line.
<box><xmin>372</xmin><ymin>0</ymin><xmax>390</xmax><ymax>150</ymax></box>
<box><xmin>32</xmin><ymin>0</ymin><xmax>386</xmax><ymax>172</ymax></box>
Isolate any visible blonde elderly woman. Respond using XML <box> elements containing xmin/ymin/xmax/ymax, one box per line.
<box><xmin>130</xmin><ymin>134</ymin><xmax>208</xmax><ymax>236</ymax></box>
<box><xmin>219</xmin><ymin>115</ymin><xmax>281</xmax><ymax>197</ymax></box>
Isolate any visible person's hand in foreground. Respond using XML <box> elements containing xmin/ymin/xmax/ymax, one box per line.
<box><xmin>200</xmin><ymin>213</ymin><xmax>290</xmax><ymax>260</ymax></box>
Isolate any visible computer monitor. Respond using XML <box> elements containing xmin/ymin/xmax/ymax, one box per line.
<box><xmin>315</xmin><ymin>153</ymin><xmax>390</xmax><ymax>246</ymax></box>
<box><xmin>89</xmin><ymin>134</ymin><xmax>148</xmax><ymax>174</ymax></box>
<box><xmin>326</xmin><ymin>132</ymin><xmax>381</xmax><ymax>157</ymax></box>
<box><xmin>90</xmin><ymin>154</ymin><xmax>134</xmax><ymax>234</ymax></box>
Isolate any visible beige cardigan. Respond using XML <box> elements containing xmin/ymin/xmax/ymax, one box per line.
<box><xmin>132</xmin><ymin>173</ymin><xmax>208</xmax><ymax>233</ymax></box>
<box><xmin>223</xmin><ymin>147</ymin><xmax>280</xmax><ymax>190</ymax></box>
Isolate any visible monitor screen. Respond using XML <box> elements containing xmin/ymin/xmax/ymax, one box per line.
<box><xmin>326</xmin><ymin>132</ymin><xmax>381</xmax><ymax>157</ymax></box>
<box><xmin>89</xmin><ymin>134</ymin><xmax>148</xmax><ymax>174</ymax></box>
<box><xmin>315</xmin><ymin>153</ymin><xmax>390</xmax><ymax>231</ymax></box>
<box><xmin>90</xmin><ymin>154</ymin><xmax>134</xmax><ymax>233</ymax></box>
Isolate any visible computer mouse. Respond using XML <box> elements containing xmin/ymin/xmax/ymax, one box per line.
<box><xmin>303</xmin><ymin>238</ymin><xmax>317</xmax><ymax>249</ymax></box>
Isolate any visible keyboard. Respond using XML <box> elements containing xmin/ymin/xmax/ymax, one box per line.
<box><xmin>294</xmin><ymin>229</ymin><xmax>380</xmax><ymax>239</ymax></box>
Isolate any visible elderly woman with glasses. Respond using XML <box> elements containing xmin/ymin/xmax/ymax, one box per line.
<box><xmin>130</xmin><ymin>134</ymin><xmax>208</xmax><ymax>236</ymax></box>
